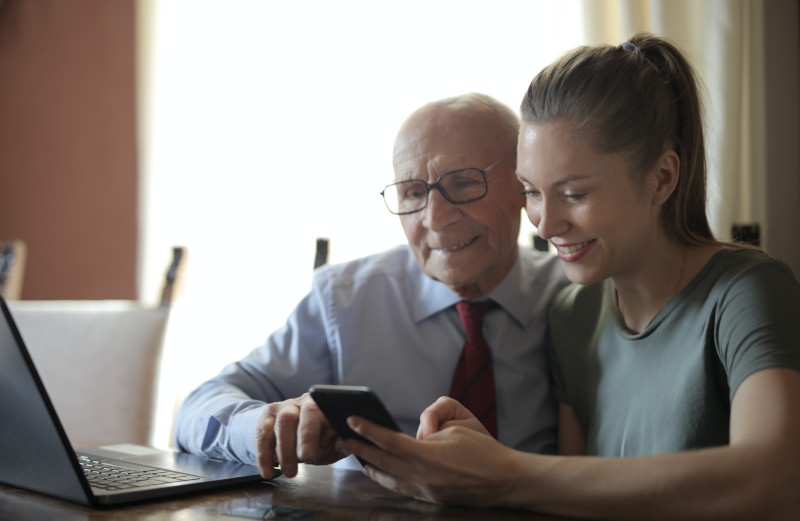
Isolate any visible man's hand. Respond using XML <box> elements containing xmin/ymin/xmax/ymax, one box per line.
<box><xmin>253</xmin><ymin>392</ymin><xmax>346</xmax><ymax>478</ymax></box>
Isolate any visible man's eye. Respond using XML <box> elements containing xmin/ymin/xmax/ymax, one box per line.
<box><xmin>402</xmin><ymin>186</ymin><xmax>427</xmax><ymax>199</ymax></box>
<box><xmin>454</xmin><ymin>178</ymin><xmax>480</xmax><ymax>188</ymax></box>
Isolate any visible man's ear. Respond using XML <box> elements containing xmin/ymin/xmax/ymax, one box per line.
<box><xmin>651</xmin><ymin>149</ymin><xmax>680</xmax><ymax>205</ymax></box>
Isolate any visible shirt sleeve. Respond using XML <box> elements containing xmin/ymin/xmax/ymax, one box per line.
<box><xmin>173</xmin><ymin>275</ymin><xmax>335</xmax><ymax>464</ymax></box>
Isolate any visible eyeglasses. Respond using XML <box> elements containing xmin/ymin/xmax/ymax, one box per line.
<box><xmin>380</xmin><ymin>152</ymin><xmax>515</xmax><ymax>215</ymax></box>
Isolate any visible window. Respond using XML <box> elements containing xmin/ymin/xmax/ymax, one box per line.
<box><xmin>139</xmin><ymin>1</ymin><xmax>584</xmax><ymax>444</ymax></box>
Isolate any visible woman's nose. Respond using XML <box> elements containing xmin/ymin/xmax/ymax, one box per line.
<box><xmin>528</xmin><ymin>199</ymin><xmax>566</xmax><ymax>240</ymax></box>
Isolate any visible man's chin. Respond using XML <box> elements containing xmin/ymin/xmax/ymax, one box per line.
<box><xmin>424</xmin><ymin>262</ymin><xmax>472</xmax><ymax>284</ymax></box>
<box><xmin>424</xmin><ymin>267</ymin><xmax>485</xmax><ymax>297</ymax></box>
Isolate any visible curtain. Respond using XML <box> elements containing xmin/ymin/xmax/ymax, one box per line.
<box><xmin>580</xmin><ymin>0</ymin><xmax>766</xmax><ymax>247</ymax></box>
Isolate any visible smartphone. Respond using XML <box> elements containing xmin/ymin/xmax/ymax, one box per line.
<box><xmin>309</xmin><ymin>384</ymin><xmax>401</xmax><ymax>447</ymax></box>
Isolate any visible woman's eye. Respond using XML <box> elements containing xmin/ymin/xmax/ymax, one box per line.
<box><xmin>565</xmin><ymin>192</ymin><xmax>585</xmax><ymax>201</ymax></box>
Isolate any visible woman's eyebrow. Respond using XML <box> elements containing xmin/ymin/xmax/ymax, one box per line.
<box><xmin>515</xmin><ymin>172</ymin><xmax>593</xmax><ymax>188</ymax></box>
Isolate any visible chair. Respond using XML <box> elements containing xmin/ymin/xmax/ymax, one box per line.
<box><xmin>0</xmin><ymin>240</ymin><xmax>26</xmax><ymax>300</ymax></box>
<box><xmin>314</xmin><ymin>237</ymin><xmax>330</xmax><ymax>269</ymax></box>
<box><xmin>160</xmin><ymin>246</ymin><xmax>187</xmax><ymax>306</ymax></box>
<box><xmin>8</xmin><ymin>301</ymin><xmax>169</xmax><ymax>446</ymax></box>
<box><xmin>5</xmin><ymin>248</ymin><xmax>185</xmax><ymax>446</ymax></box>
<box><xmin>731</xmin><ymin>223</ymin><xmax>760</xmax><ymax>247</ymax></box>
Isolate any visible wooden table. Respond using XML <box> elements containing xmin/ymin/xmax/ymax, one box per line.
<box><xmin>0</xmin><ymin>463</ymin><xmax>573</xmax><ymax>520</ymax></box>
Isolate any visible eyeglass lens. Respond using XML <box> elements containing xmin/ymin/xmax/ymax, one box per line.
<box><xmin>382</xmin><ymin>169</ymin><xmax>486</xmax><ymax>215</ymax></box>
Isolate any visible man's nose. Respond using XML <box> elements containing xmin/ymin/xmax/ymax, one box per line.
<box><xmin>422</xmin><ymin>187</ymin><xmax>461</xmax><ymax>230</ymax></box>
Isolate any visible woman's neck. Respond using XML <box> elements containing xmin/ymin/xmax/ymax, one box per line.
<box><xmin>613</xmin><ymin>242</ymin><xmax>720</xmax><ymax>334</ymax></box>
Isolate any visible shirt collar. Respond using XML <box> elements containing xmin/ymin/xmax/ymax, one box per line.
<box><xmin>411</xmin><ymin>252</ymin><xmax>526</xmax><ymax>325</ymax></box>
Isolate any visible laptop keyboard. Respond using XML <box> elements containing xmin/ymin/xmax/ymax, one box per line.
<box><xmin>77</xmin><ymin>453</ymin><xmax>202</xmax><ymax>491</ymax></box>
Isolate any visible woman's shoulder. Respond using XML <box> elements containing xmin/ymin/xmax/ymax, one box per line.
<box><xmin>703</xmin><ymin>246</ymin><xmax>798</xmax><ymax>285</ymax></box>
<box><xmin>686</xmin><ymin>246</ymin><xmax>800</xmax><ymax>311</ymax></box>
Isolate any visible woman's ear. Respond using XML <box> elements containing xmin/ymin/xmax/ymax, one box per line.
<box><xmin>651</xmin><ymin>149</ymin><xmax>680</xmax><ymax>205</ymax></box>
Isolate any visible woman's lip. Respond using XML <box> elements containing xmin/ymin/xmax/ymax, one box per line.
<box><xmin>553</xmin><ymin>239</ymin><xmax>596</xmax><ymax>262</ymax></box>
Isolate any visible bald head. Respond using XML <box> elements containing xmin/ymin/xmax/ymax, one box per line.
<box><xmin>391</xmin><ymin>93</ymin><xmax>524</xmax><ymax>299</ymax></box>
<box><xmin>393</xmin><ymin>93</ymin><xmax>519</xmax><ymax>169</ymax></box>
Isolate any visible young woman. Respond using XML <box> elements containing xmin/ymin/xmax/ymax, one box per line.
<box><xmin>340</xmin><ymin>33</ymin><xmax>800</xmax><ymax>520</ymax></box>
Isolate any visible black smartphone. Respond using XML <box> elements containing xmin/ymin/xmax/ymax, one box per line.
<box><xmin>309</xmin><ymin>384</ymin><xmax>401</xmax><ymax>447</ymax></box>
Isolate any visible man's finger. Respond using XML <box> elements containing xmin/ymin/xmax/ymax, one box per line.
<box><xmin>254</xmin><ymin>406</ymin><xmax>279</xmax><ymax>479</ymax></box>
<box><xmin>274</xmin><ymin>402</ymin><xmax>301</xmax><ymax>477</ymax></box>
<box><xmin>296</xmin><ymin>396</ymin><xmax>327</xmax><ymax>461</ymax></box>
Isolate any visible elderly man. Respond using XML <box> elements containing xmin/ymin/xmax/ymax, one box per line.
<box><xmin>173</xmin><ymin>93</ymin><xmax>568</xmax><ymax>479</ymax></box>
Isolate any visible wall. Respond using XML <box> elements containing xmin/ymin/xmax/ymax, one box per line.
<box><xmin>762</xmin><ymin>0</ymin><xmax>800</xmax><ymax>277</ymax></box>
<box><xmin>0</xmin><ymin>0</ymin><xmax>137</xmax><ymax>300</ymax></box>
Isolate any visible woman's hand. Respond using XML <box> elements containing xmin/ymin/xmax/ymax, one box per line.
<box><xmin>340</xmin><ymin>413</ymin><xmax>523</xmax><ymax>508</ymax></box>
<box><xmin>416</xmin><ymin>396</ymin><xmax>490</xmax><ymax>439</ymax></box>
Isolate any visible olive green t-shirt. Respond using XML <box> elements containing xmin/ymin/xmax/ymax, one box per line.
<box><xmin>548</xmin><ymin>248</ymin><xmax>800</xmax><ymax>457</ymax></box>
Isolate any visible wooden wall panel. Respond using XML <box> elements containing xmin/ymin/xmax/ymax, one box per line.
<box><xmin>0</xmin><ymin>0</ymin><xmax>137</xmax><ymax>299</ymax></box>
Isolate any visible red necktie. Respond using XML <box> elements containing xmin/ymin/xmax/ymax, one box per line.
<box><xmin>449</xmin><ymin>300</ymin><xmax>498</xmax><ymax>438</ymax></box>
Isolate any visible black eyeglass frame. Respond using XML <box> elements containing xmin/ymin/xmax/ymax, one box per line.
<box><xmin>380</xmin><ymin>152</ymin><xmax>516</xmax><ymax>216</ymax></box>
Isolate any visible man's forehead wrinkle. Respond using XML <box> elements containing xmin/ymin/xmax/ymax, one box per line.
<box><xmin>392</xmin><ymin>99</ymin><xmax>513</xmax><ymax>182</ymax></box>
<box><xmin>393</xmin><ymin>136</ymin><xmax>472</xmax><ymax>181</ymax></box>
<box><xmin>393</xmin><ymin>135</ymin><xmax>429</xmax><ymax>172</ymax></box>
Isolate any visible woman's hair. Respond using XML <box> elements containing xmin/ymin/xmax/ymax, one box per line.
<box><xmin>520</xmin><ymin>32</ymin><xmax>714</xmax><ymax>245</ymax></box>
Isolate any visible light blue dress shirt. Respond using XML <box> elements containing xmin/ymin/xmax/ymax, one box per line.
<box><xmin>174</xmin><ymin>245</ymin><xmax>568</xmax><ymax>464</ymax></box>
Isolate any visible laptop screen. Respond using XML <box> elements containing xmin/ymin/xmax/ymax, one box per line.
<box><xmin>0</xmin><ymin>299</ymin><xmax>90</xmax><ymax>504</ymax></box>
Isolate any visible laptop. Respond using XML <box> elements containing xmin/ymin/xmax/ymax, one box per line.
<box><xmin>0</xmin><ymin>296</ymin><xmax>277</xmax><ymax>506</ymax></box>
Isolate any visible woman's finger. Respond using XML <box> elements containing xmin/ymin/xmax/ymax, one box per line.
<box><xmin>418</xmin><ymin>396</ymin><xmax>476</xmax><ymax>439</ymax></box>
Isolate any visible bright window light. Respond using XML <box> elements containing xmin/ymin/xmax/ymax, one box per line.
<box><xmin>140</xmin><ymin>0</ymin><xmax>585</xmax><ymax>447</ymax></box>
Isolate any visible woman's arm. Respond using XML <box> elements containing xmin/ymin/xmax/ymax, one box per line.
<box><xmin>344</xmin><ymin>368</ymin><xmax>800</xmax><ymax>520</ymax></box>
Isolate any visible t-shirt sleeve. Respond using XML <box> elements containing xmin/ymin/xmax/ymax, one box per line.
<box><xmin>715</xmin><ymin>257</ymin><xmax>800</xmax><ymax>400</ymax></box>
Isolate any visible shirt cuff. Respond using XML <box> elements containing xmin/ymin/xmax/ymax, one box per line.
<box><xmin>229</xmin><ymin>404</ymin><xmax>266</xmax><ymax>465</ymax></box>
